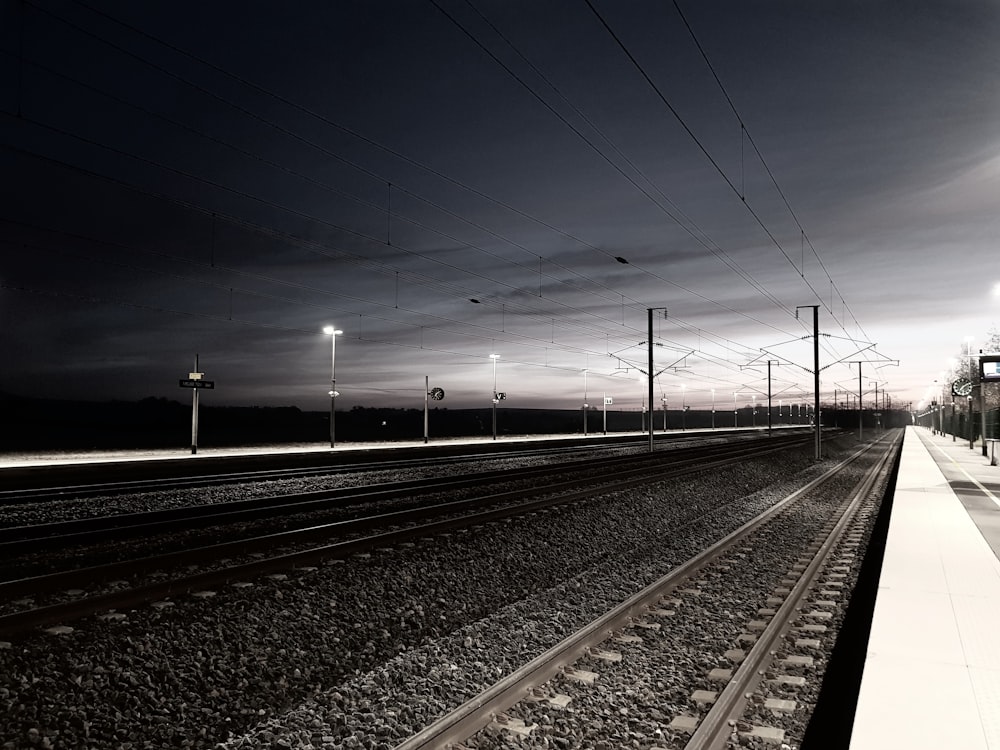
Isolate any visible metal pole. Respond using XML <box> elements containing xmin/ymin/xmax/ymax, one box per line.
<box><xmin>424</xmin><ymin>375</ymin><xmax>429</xmax><ymax>444</ymax></box>
<box><xmin>191</xmin><ymin>353</ymin><xmax>199</xmax><ymax>455</ymax></box>
<box><xmin>492</xmin><ymin>355</ymin><xmax>498</xmax><ymax>441</ymax></box>
<box><xmin>981</xmin><ymin>376</ymin><xmax>988</xmax><ymax>456</ymax></box>
<box><xmin>603</xmin><ymin>392</ymin><xmax>607</xmax><ymax>435</ymax></box>
<box><xmin>330</xmin><ymin>334</ymin><xmax>337</xmax><ymax>448</ymax></box>
<box><xmin>812</xmin><ymin>305</ymin><xmax>821</xmax><ymax>459</ymax></box>
<box><xmin>969</xmin><ymin>394</ymin><xmax>974</xmax><ymax>451</ymax></box>
<box><xmin>734</xmin><ymin>392</ymin><xmax>738</xmax><ymax>427</ymax></box>
<box><xmin>767</xmin><ymin>360</ymin><xmax>773</xmax><ymax>436</ymax></box>
<box><xmin>711</xmin><ymin>389</ymin><xmax>715</xmax><ymax>428</ymax></box>
<box><xmin>647</xmin><ymin>308</ymin><xmax>654</xmax><ymax>452</ymax></box>
<box><xmin>583</xmin><ymin>369</ymin><xmax>588</xmax><ymax>437</ymax></box>
<box><xmin>857</xmin><ymin>363</ymin><xmax>863</xmax><ymax>441</ymax></box>
<box><xmin>875</xmin><ymin>382</ymin><xmax>880</xmax><ymax>434</ymax></box>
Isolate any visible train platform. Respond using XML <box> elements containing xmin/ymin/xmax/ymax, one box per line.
<box><xmin>850</xmin><ymin>425</ymin><xmax>1000</xmax><ymax>749</ymax></box>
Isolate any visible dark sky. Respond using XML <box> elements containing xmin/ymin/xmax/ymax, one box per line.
<box><xmin>2</xmin><ymin>0</ymin><xmax>998</xmax><ymax>414</ymax></box>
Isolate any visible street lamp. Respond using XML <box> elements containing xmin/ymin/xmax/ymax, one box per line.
<box><xmin>733</xmin><ymin>392</ymin><xmax>738</xmax><ymax>427</ymax></box>
<box><xmin>711</xmin><ymin>388</ymin><xmax>715</xmax><ymax>429</ymax></box>
<box><xmin>490</xmin><ymin>353</ymin><xmax>500</xmax><ymax>440</ymax></box>
<box><xmin>582</xmin><ymin>368</ymin><xmax>589</xmax><ymax>436</ymax></box>
<box><xmin>322</xmin><ymin>326</ymin><xmax>343</xmax><ymax>448</ymax></box>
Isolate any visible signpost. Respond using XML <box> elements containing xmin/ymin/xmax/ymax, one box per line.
<box><xmin>179</xmin><ymin>379</ymin><xmax>215</xmax><ymax>389</ymax></box>
<box><xmin>424</xmin><ymin>377</ymin><xmax>445</xmax><ymax>444</ymax></box>
<box><xmin>179</xmin><ymin>356</ymin><xmax>214</xmax><ymax>454</ymax></box>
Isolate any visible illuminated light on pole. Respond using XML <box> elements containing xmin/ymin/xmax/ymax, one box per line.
<box><xmin>733</xmin><ymin>392</ymin><xmax>738</xmax><ymax>428</ymax></box>
<box><xmin>322</xmin><ymin>326</ymin><xmax>343</xmax><ymax>448</ymax></box>
<box><xmin>582</xmin><ymin>368</ymin><xmax>589</xmax><ymax>436</ymax></box>
<box><xmin>711</xmin><ymin>388</ymin><xmax>716</xmax><ymax>429</ymax></box>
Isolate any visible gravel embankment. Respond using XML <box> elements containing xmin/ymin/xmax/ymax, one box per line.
<box><xmin>0</xmin><ymin>436</ymin><xmax>871</xmax><ymax>749</ymax></box>
<box><xmin>0</xmin><ymin>447</ymin><xmax>645</xmax><ymax>529</ymax></box>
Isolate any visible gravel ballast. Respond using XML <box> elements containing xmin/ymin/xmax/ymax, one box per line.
<box><xmin>0</xmin><ymin>435</ymin><xmax>884</xmax><ymax>749</ymax></box>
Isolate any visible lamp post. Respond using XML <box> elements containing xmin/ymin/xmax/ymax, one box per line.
<box><xmin>752</xmin><ymin>395</ymin><xmax>756</xmax><ymax>427</ymax></box>
<box><xmin>582</xmin><ymin>368</ymin><xmax>589</xmax><ymax>436</ymax></box>
<box><xmin>490</xmin><ymin>353</ymin><xmax>500</xmax><ymax>440</ymax></box>
<box><xmin>711</xmin><ymin>388</ymin><xmax>716</xmax><ymax>428</ymax></box>
<box><xmin>733</xmin><ymin>392</ymin><xmax>738</xmax><ymax>427</ymax></box>
<box><xmin>322</xmin><ymin>326</ymin><xmax>343</xmax><ymax>448</ymax></box>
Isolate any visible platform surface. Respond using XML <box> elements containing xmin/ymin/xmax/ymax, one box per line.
<box><xmin>851</xmin><ymin>426</ymin><xmax>1000</xmax><ymax>749</ymax></box>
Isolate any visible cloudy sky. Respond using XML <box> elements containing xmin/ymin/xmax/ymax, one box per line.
<box><xmin>2</xmin><ymin>0</ymin><xmax>998</xmax><ymax>415</ymax></box>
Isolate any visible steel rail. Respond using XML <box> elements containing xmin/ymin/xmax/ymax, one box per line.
<box><xmin>1</xmin><ymin>428</ymin><xmax>794</xmax><ymax>495</ymax></box>
<box><xmin>390</xmin><ymin>437</ymin><xmax>890</xmax><ymax>750</ymax></box>
<box><xmin>0</xmin><ymin>433</ymin><xmax>812</xmax><ymax>552</ymax></box>
<box><xmin>0</xmin><ymin>435</ymin><xmax>812</xmax><ymax>638</ymax></box>
<box><xmin>682</xmin><ymin>431</ymin><xmax>900</xmax><ymax>750</ymax></box>
<box><xmin>0</xmin><ymin>440</ymin><xmax>653</xmax><ymax>503</ymax></box>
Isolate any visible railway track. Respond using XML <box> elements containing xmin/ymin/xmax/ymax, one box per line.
<box><xmin>0</xmin><ymin>441</ymin><xmax>642</xmax><ymax>503</ymax></box>
<box><xmin>0</xmin><ymin>429</ymin><xmax>787</xmax><ymax>496</ymax></box>
<box><xmin>386</xmin><ymin>432</ymin><xmax>899</xmax><ymax>749</ymax></box>
<box><xmin>0</xmin><ymin>431</ymin><xmax>813</xmax><ymax>553</ymax></box>
<box><xmin>0</xmin><ymin>431</ymin><xmax>819</xmax><ymax>638</ymax></box>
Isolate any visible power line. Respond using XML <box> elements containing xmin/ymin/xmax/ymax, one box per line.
<box><xmin>430</xmin><ymin>0</ymin><xmax>799</xmax><ymax>325</ymax></box>
<box><xmin>6</xmin><ymin>1</ymin><xmax>827</xmax><ymax>400</ymax></box>
<box><xmin>54</xmin><ymin>0</ymin><xmax>801</xmax><ymax>335</ymax></box>
<box><xmin>582</xmin><ymin>0</ymin><xmax>867</xmax><ymax>369</ymax></box>
<box><xmin>1</xmin><ymin>57</ymin><xmax>781</xmax><ymax>368</ymax></box>
<box><xmin>669</xmin><ymin>0</ymin><xmax>874</xmax><ymax>347</ymax></box>
<box><xmin>0</xmin><ymin>226</ymin><xmax>636</xmax><ymax>361</ymax></box>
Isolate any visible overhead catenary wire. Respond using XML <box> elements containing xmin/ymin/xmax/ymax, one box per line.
<box><xmin>6</xmin><ymin>1</ymin><xmax>830</xmax><ymax>402</ymax></box>
<box><xmin>455</xmin><ymin>0</ymin><xmax>793</xmax><ymax>317</ymax></box>
<box><xmin>48</xmin><ymin>0</ymin><xmax>650</xmax><ymax>310</ymax></box>
<box><xmin>0</xmin><ymin>227</ymin><xmax>643</xmax><ymax>362</ymax></box>
<box><xmin>581</xmin><ymin>0</ymin><xmax>877</xmax><ymax>374</ymax></box>
<box><xmin>427</xmin><ymin>0</ymin><xmax>800</xmax><ymax>327</ymax></box>
<box><xmin>429</xmin><ymin>0</ymin><xmax>852</xmax><ymax>380</ymax></box>
<box><xmin>3</xmin><ymin>5</ymin><xmax>804</xmax><ymax>357</ymax></box>
<box><xmin>668</xmin><ymin>0</ymin><xmax>875</xmax><ymax>350</ymax></box>
<box><xmin>0</xmin><ymin>66</ymin><xmax>781</xmax><ymax>369</ymax></box>
<box><xmin>52</xmin><ymin>0</ymin><xmax>803</xmax><ymax>336</ymax></box>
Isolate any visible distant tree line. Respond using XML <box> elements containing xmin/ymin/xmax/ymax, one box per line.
<box><xmin>0</xmin><ymin>393</ymin><xmax>914</xmax><ymax>452</ymax></box>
